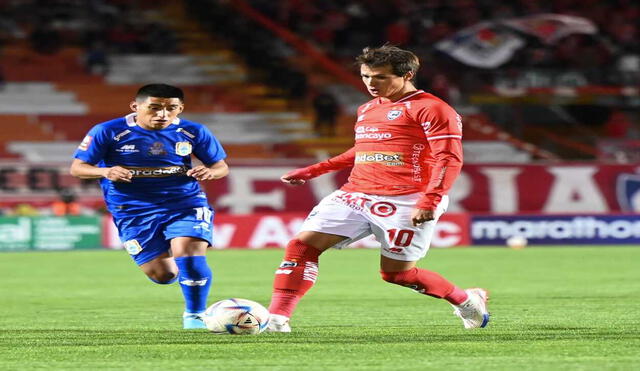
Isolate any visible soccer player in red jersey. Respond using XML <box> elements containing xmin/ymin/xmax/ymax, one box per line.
<box><xmin>267</xmin><ymin>45</ymin><xmax>489</xmax><ymax>332</ymax></box>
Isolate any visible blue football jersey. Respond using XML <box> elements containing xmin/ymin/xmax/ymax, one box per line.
<box><xmin>74</xmin><ymin>113</ymin><xmax>226</xmax><ymax>217</ymax></box>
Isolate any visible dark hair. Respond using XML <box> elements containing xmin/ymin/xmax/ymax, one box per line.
<box><xmin>135</xmin><ymin>84</ymin><xmax>184</xmax><ymax>102</ymax></box>
<box><xmin>356</xmin><ymin>45</ymin><xmax>420</xmax><ymax>79</ymax></box>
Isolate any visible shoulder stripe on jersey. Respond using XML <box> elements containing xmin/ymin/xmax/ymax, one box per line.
<box><xmin>426</xmin><ymin>135</ymin><xmax>462</xmax><ymax>141</ymax></box>
<box><xmin>394</xmin><ymin>90</ymin><xmax>424</xmax><ymax>103</ymax></box>
<box><xmin>176</xmin><ymin>127</ymin><xmax>196</xmax><ymax>139</ymax></box>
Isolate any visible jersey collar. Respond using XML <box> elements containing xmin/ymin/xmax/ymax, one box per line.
<box><xmin>378</xmin><ymin>90</ymin><xmax>424</xmax><ymax>105</ymax></box>
<box><xmin>125</xmin><ymin>113</ymin><xmax>181</xmax><ymax>127</ymax></box>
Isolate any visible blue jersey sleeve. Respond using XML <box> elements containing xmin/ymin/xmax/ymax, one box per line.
<box><xmin>73</xmin><ymin>124</ymin><xmax>110</xmax><ymax>164</ymax></box>
<box><xmin>193</xmin><ymin>126</ymin><xmax>226</xmax><ymax>165</ymax></box>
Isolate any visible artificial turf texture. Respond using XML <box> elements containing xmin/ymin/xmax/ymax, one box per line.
<box><xmin>0</xmin><ymin>247</ymin><xmax>638</xmax><ymax>370</ymax></box>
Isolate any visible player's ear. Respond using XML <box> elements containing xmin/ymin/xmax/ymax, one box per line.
<box><xmin>130</xmin><ymin>100</ymin><xmax>138</xmax><ymax>112</ymax></box>
<box><xmin>404</xmin><ymin>71</ymin><xmax>414</xmax><ymax>82</ymax></box>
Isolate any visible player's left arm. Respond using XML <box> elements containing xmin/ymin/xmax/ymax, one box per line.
<box><xmin>412</xmin><ymin>102</ymin><xmax>463</xmax><ymax>226</ymax></box>
<box><xmin>188</xmin><ymin>125</ymin><xmax>229</xmax><ymax>181</ymax></box>
<box><xmin>187</xmin><ymin>159</ymin><xmax>229</xmax><ymax>181</ymax></box>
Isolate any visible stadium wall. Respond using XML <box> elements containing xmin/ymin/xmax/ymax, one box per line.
<box><xmin>1</xmin><ymin>212</ymin><xmax>638</xmax><ymax>252</ymax></box>
<box><xmin>1</xmin><ymin>162</ymin><xmax>639</xmax><ymax>214</ymax></box>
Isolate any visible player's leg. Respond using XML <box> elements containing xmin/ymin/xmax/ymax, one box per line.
<box><xmin>372</xmin><ymin>194</ymin><xmax>489</xmax><ymax>328</ymax></box>
<box><xmin>165</xmin><ymin>206</ymin><xmax>215</xmax><ymax>329</ymax></box>
<box><xmin>268</xmin><ymin>191</ymin><xmax>371</xmax><ymax>332</ymax></box>
<box><xmin>171</xmin><ymin>237</ymin><xmax>211</xmax><ymax>329</ymax></box>
<box><xmin>115</xmin><ymin>213</ymin><xmax>179</xmax><ymax>283</ymax></box>
<box><xmin>139</xmin><ymin>252</ymin><xmax>179</xmax><ymax>284</ymax></box>
<box><xmin>268</xmin><ymin>230</ymin><xmax>347</xmax><ymax>332</ymax></box>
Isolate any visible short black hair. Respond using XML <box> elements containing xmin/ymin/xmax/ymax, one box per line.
<box><xmin>135</xmin><ymin>84</ymin><xmax>184</xmax><ymax>102</ymax></box>
<box><xmin>356</xmin><ymin>45</ymin><xmax>420</xmax><ymax>79</ymax></box>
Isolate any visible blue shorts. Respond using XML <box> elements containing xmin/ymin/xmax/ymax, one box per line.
<box><xmin>114</xmin><ymin>206</ymin><xmax>215</xmax><ymax>266</ymax></box>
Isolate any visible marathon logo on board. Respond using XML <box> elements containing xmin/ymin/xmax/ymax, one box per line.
<box><xmin>472</xmin><ymin>215</ymin><xmax>640</xmax><ymax>245</ymax></box>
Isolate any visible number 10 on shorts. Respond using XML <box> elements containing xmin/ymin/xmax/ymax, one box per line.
<box><xmin>387</xmin><ymin>229</ymin><xmax>415</xmax><ymax>247</ymax></box>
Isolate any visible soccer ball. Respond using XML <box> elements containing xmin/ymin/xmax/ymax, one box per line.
<box><xmin>506</xmin><ymin>235</ymin><xmax>528</xmax><ymax>249</ymax></box>
<box><xmin>203</xmin><ymin>298</ymin><xmax>270</xmax><ymax>335</ymax></box>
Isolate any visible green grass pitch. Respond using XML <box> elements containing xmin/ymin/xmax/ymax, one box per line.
<box><xmin>1</xmin><ymin>247</ymin><xmax>639</xmax><ymax>370</ymax></box>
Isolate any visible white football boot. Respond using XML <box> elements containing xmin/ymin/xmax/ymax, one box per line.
<box><xmin>452</xmin><ymin>288</ymin><xmax>490</xmax><ymax>329</ymax></box>
<box><xmin>266</xmin><ymin>314</ymin><xmax>292</xmax><ymax>333</ymax></box>
<box><xmin>183</xmin><ymin>312</ymin><xmax>207</xmax><ymax>330</ymax></box>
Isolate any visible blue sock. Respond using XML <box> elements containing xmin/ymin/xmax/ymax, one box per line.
<box><xmin>175</xmin><ymin>256</ymin><xmax>212</xmax><ymax>314</ymax></box>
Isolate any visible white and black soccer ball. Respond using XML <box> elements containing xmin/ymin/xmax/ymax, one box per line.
<box><xmin>203</xmin><ymin>298</ymin><xmax>270</xmax><ymax>335</ymax></box>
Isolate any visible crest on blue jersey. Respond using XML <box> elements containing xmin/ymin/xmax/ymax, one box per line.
<box><xmin>175</xmin><ymin>141</ymin><xmax>192</xmax><ymax>156</ymax></box>
<box><xmin>148</xmin><ymin>142</ymin><xmax>167</xmax><ymax>156</ymax></box>
<box><xmin>387</xmin><ymin>110</ymin><xmax>403</xmax><ymax>120</ymax></box>
<box><xmin>616</xmin><ymin>173</ymin><xmax>640</xmax><ymax>212</ymax></box>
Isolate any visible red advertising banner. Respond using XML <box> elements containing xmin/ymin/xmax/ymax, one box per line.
<box><xmin>1</xmin><ymin>161</ymin><xmax>639</xmax><ymax>215</ymax></box>
<box><xmin>201</xmin><ymin>163</ymin><xmax>640</xmax><ymax>214</ymax></box>
<box><xmin>103</xmin><ymin>213</ymin><xmax>470</xmax><ymax>249</ymax></box>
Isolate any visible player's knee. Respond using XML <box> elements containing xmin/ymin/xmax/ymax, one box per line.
<box><xmin>380</xmin><ymin>268</ymin><xmax>418</xmax><ymax>286</ymax></box>
<box><xmin>148</xmin><ymin>271</ymin><xmax>178</xmax><ymax>285</ymax></box>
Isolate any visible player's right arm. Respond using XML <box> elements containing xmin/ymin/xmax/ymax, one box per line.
<box><xmin>69</xmin><ymin>159</ymin><xmax>132</xmax><ymax>182</ymax></box>
<box><xmin>282</xmin><ymin>147</ymin><xmax>356</xmax><ymax>185</ymax></box>
<box><xmin>69</xmin><ymin>123</ymin><xmax>132</xmax><ymax>182</ymax></box>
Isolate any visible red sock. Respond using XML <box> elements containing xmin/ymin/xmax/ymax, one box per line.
<box><xmin>268</xmin><ymin>239</ymin><xmax>322</xmax><ymax>317</ymax></box>
<box><xmin>380</xmin><ymin>267</ymin><xmax>468</xmax><ymax>305</ymax></box>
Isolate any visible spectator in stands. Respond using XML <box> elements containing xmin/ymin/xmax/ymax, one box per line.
<box><xmin>312</xmin><ymin>90</ymin><xmax>340</xmax><ymax>137</ymax></box>
<box><xmin>84</xmin><ymin>41</ymin><xmax>109</xmax><ymax>75</ymax></box>
<box><xmin>29</xmin><ymin>23</ymin><xmax>62</xmax><ymax>55</ymax></box>
<box><xmin>51</xmin><ymin>188</ymin><xmax>81</xmax><ymax>216</ymax></box>
<box><xmin>13</xmin><ymin>203</ymin><xmax>39</xmax><ymax>217</ymax></box>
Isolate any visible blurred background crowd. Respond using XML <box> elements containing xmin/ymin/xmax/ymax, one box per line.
<box><xmin>0</xmin><ymin>0</ymin><xmax>638</xmax><ymax>218</ymax></box>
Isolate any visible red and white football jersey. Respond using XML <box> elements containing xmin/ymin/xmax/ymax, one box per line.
<box><xmin>340</xmin><ymin>90</ymin><xmax>463</xmax><ymax>205</ymax></box>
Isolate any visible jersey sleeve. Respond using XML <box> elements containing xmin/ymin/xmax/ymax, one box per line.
<box><xmin>73</xmin><ymin>124</ymin><xmax>110</xmax><ymax>164</ymax></box>
<box><xmin>193</xmin><ymin>126</ymin><xmax>227</xmax><ymax>165</ymax></box>
<box><xmin>415</xmin><ymin>101</ymin><xmax>463</xmax><ymax>141</ymax></box>
<box><xmin>414</xmin><ymin>101</ymin><xmax>464</xmax><ymax>210</ymax></box>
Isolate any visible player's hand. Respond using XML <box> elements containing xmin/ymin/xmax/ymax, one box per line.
<box><xmin>187</xmin><ymin>165</ymin><xmax>217</xmax><ymax>181</ymax></box>
<box><xmin>281</xmin><ymin>168</ymin><xmax>313</xmax><ymax>186</ymax></box>
<box><xmin>103</xmin><ymin>166</ymin><xmax>132</xmax><ymax>182</ymax></box>
<box><xmin>411</xmin><ymin>208</ymin><xmax>435</xmax><ymax>227</ymax></box>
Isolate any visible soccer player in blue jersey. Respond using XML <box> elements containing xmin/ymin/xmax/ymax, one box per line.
<box><xmin>70</xmin><ymin>84</ymin><xmax>229</xmax><ymax>329</ymax></box>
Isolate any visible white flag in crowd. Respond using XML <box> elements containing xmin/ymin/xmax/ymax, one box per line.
<box><xmin>502</xmin><ymin>13</ymin><xmax>597</xmax><ymax>45</ymax></box>
<box><xmin>435</xmin><ymin>21</ymin><xmax>525</xmax><ymax>69</ymax></box>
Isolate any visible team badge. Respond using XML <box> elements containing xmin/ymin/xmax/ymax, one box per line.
<box><xmin>123</xmin><ymin>240</ymin><xmax>142</xmax><ymax>255</ymax></box>
<box><xmin>387</xmin><ymin>110</ymin><xmax>403</xmax><ymax>120</ymax></box>
<box><xmin>175</xmin><ymin>141</ymin><xmax>192</xmax><ymax>156</ymax></box>
<box><xmin>148</xmin><ymin>142</ymin><xmax>167</xmax><ymax>155</ymax></box>
<box><xmin>617</xmin><ymin>174</ymin><xmax>640</xmax><ymax>212</ymax></box>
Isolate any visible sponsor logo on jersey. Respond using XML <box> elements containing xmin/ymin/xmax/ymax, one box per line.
<box><xmin>123</xmin><ymin>239</ymin><xmax>142</xmax><ymax>255</ymax></box>
<box><xmin>456</xmin><ymin>114</ymin><xmax>463</xmax><ymax>132</ymax></box>
<box><xmin>116</xmin><ymin>144</ymin><xmax>139</xmax><ymax>153</ymax></box>
<box><xmin>78</xmin><ymin>135</ymin><xmax>92</xmax><ymax>151</ymax></box>
<box><xmin>113</xmin><ymin>129</ymin><xmax>132</xmax><ymax>141</ymax></box>
<box><xmin>355</xmin><ymin>151</ymin><xmax>404</xmax><ymax>166</ymax></box>
<box><xmin>387</xmin><ymin>109</ymin><xmax>403</xmax><ymax>120</ymax></box>
<box><xmin>354</xmin><ymin>126</ymin><xmax>392</xmax><ymax>140</ymax></box>
<box><xmin>421</xmin><ymin>121</ymin><xmax>432</xmax><ymax>134</ymax></box>
<box><xmin>175</xmin><ymin>141</ymin><xmax>192</xmax><ymax>156</ymax></box>
<box><xmin>126</xmin><ymin>165</ymin><xmax>189</xmax><ymax>177</ymax></box>
<box><xmin>148</xmin><ymin>142</ymin><xmax>167</xmax><ymax>155</ymax></box>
